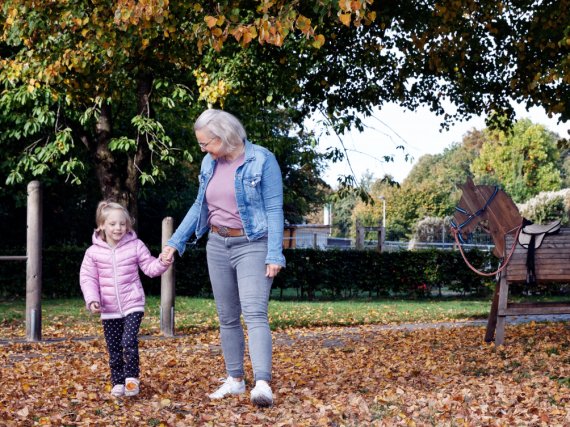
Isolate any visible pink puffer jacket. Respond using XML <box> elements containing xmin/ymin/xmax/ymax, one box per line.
<box><xmin>80</xmin><ymin>231</ymin><xmax>169</xmax><ymax>319</ymax></box>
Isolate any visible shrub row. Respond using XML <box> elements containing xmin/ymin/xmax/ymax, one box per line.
<box><xmin>0</xmin><ymin>246</ymin><xmax>498</xmax><ymax>299</ymax></box>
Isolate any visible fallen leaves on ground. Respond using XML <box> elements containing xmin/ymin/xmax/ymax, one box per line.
<box><xmin>1</xmin><ymin>322</ymin><xmax>569</xmax><ymax>426</ymax></box>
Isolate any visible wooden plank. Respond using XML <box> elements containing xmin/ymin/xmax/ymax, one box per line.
<box><xmin>0</xmin><ymin>256</ymin><xmax>27</xmax><ymax>261</ymax></box>
<box><xmin>495</xmin><ymin>227</ymin><xmax>570</xmax><ymax>345</ymax></box>
<box><xmin>501</xmin><ymin>303</ymin><xmax>570</xmax><ymax>316</ymax></box>
<box><xmin>504</xmin><ymin>274</ymin><xmax>570</xmax><ymax>283</ymax></box>
<box><xmin>504</xmin><ymin>229</ymin><xmax>570</xmax><ymax>282</ymax></box>
<box><xmin>508</xmin><ymin>256</ymin><xmax>570</xmax><ymax>265</ymax></box>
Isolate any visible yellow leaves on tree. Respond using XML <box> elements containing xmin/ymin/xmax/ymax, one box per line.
<box><xmin>338</xmin><ymin>0</ymin><xmax>376</xmax><ymax>27</ymax></box>
<box><xmin>113</xmin><ymin>0</ymin><xmax>170</xmax><ymax>27</ymax></box>
<box><xmin>193</xmin><ymin>70</ymin><xmax>232</xmax><ymax>109</ymax></box>
<box><xmin>196</xmin><ymin>0</ymin><xmax>377</xmax><ymax>52</ymax></box>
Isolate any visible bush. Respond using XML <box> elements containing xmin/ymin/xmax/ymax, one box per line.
<box><xmin>518</xmin><ymin>189</ymin><xmax>570</xmax><ymax>225</ymax></box>
<box><xmin>0</xmin><ymin>245</ymin><xmax>502</xmax><ymax>300</ymax></box>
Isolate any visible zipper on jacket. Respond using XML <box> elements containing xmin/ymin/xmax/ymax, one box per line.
<box><xmin>112</xmin><ymin>248</ymin><xmax>124</xmax><ymax>316</ymax></box>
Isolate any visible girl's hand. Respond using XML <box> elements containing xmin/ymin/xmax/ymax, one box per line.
<box><xmin>266</xmin><ymin>264</ymin><xmax>282</xmax><ymax>278</ymax></box>
<box><xmin>88</xmin><ymin>301</ymin><xmax>101</xmax><ymax>314</ymax></box>
<box><xmin>160</xmin><ymin>246</ymin><xmax>177</xmax><ymax>264</ymax></box>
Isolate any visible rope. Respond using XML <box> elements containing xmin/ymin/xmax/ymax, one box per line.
<box><xmin>452</xmin><ymin>224</ymin><xmax>522</xmax><ymax>277</ymax></box>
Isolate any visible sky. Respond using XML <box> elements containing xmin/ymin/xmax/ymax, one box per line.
<box><xmin>315</xmin><ymin>103</ymin><xmax>570</xmax><ymax>187</ymax></box>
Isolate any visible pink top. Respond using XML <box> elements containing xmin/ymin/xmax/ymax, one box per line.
<box><xmin>206</xmin><ymin>153</ymin><xmax>245</xmax><ymax>229</ymax></box>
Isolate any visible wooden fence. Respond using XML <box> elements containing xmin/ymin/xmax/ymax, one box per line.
<box><xmin>0</xmin><ymin>181</ymin><xmax>42</xmax><ymax>341</ymax></box>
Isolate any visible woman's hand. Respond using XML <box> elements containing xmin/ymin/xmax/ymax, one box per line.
<box><xmin>88</xmin><ymin>301</ymin><xmax>101</xmax><ymax>314</ymax></box>
<box><xmin>160</xmin><ymin>245</ymin><xmax>177</xmax><ymax>264</ymax></box>
<box><xmin>266</xmin><ymin>264</ymin><xmax>282</xmax><ymax>278</ymax></box>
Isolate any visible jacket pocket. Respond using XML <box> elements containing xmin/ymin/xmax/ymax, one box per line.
<box><xmin>243</xmin><ymin>174</ymin><xmax>262</xmax><ymax>202</ymax></box>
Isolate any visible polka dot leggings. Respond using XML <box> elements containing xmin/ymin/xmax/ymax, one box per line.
<box><xmin>102</xmin><ymin>312</ymin><xmax>144</xmax><ymax>386</ymax></box>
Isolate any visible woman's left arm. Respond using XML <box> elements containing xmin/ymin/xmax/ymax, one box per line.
<box><xmin>261</xmin><ymin>153</ymin><xmax>286</xmax><ymax>269</ymax></box>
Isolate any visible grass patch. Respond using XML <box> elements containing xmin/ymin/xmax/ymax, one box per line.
<box><xmin>0</xmin><ymin>296</ymin><xmax>492</xmax><ymax>338</ymax></box>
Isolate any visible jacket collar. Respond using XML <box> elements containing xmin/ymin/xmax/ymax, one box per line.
<box><xmin>244</xmin><ymin>139</ymin><xmax>255</xmax><ymax>162</ymax></box>
<box><xmin>206</xmin><ymin>139</ymin><xmax>253</xmax><ymax>167</ymax></box>
<box><xmin>92</xmin><ymin>230</ymin><xmax>137</xmax><ymax>248</ymax></box>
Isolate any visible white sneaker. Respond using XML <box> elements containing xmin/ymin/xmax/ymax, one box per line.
<box><xmin>208</xmin><ymin>377</ymin><xmax>246</xmax><ymax>399</ymax></box>
<box><xmin>111</xmin><ymin>384</ymin><xmax>125</xmax><ymax>397</ymax></box>
<box><xmin>125</xmin><ymin>377</ymin><xmax>140</xmax><ymax>397</ymax></box>
<box><xmin>250</xmin><ymin>380</ymin><xmax>273</xmax><ymax>407</ymax></box>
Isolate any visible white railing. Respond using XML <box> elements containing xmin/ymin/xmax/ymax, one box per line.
<box><xmin>282</xmin><ymin>236</ymin><xmax>494</xmax><ymax>252</ymax></box>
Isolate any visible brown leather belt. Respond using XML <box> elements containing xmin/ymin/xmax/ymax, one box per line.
<box><xmin>211</xmin><ymin>225</ymin><xmax>245</xmax><ymax>237</ymax></box>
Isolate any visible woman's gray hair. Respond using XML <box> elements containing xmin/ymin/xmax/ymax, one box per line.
<box><xmin>194</xmin><ymin>109</ymin><xmax>246</xmax><ymax>155</ymax></box>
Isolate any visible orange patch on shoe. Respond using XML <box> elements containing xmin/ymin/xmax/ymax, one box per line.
<box><xmin>126</xmin><ymin>382</ymin><xmax>138</xmax><ymax>391</ymax></box>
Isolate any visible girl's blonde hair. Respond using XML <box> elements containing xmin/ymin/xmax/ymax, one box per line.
<box><xmin>95</xmin><ymin>200</ymin><xmax>134</xmax><ymax>240</ymax></box>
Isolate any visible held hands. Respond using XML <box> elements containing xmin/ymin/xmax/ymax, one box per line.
<box><xmin>160</xmin><ymin>245</ymin><xmax>177</xmax><ymax>265</ymax></box>
<box><xmin>88</xmin><ymin>301</ymin><xmax>101</xmax><ymax>314</ymax></box>
<box><xmin>266</xmin><ymin>264</ymin><xmax>282</xmax><ymax>278</ymax></box>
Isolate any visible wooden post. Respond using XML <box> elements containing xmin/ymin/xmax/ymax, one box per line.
<box><xmin>313</xmin><ymin>233</ymin><xmax>318</xmax><ymax>249</ymax></box>
<box><xmin>377</xmin><ymin>220</ymin><xmax>385</xmax><ymax>252</ymax></box>
<box><xmin>356</xmin><ymin>219</ymin><xmax>364</xmax><ymax>249</ymax></box>
<box><xmin>26</xmin><ymin>181</ymin><xmax>42</xmax><ymax>342</ymax></box>
<box><xmin>495</xmin><ymin>273</ymin><xmax>509</xmax><ymax>346</ymax></box>
<box><xmin>484</xmin><ymin>275</ymin><xmax>501</xmax><ymax>343</ymax></box>
<box><xmin>160</xmin><ymin>217</ymin><xmax>175</xmax><ymax>337</ymax></box>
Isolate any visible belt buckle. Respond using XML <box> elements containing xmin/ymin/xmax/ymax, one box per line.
<box><xmin>217</xmin><ymin>226</ymin><xmax>230</xmax><ymax>237</ymax></box>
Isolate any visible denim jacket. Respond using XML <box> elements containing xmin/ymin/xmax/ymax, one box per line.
<box><xmin>167</xmin><ymin>139</ymin><xmax>286</xmax><ymax>267</ymax></box>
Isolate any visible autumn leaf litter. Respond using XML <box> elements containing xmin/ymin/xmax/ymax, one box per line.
<box><xmin>1</xmin><ymin>322</ymin><xmax>569</xmax><ymax>426</ymax></box>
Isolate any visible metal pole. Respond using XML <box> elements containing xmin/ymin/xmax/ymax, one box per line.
<box><xmin>160</xmin><ymin>217</ymin><xmax>175</xmax><ymax>336</ymax></box>
<box><xmin>26</xmin><ymin>181</ymin><xmax>42</xmax><ymax>342</ymax></box>
<box><xmin>379</xmin><ymin>196</ymin><xmax>386</xmax><ymax>253</ymax></box>
<box><xmin>377</xmin><ymin>220</ymin><xmax>382</xmax><ymax>252</ymax></box>
<box><xmin>381</xmin><ymin>196</ymin><xmax>386</xmax><ymax>229</ymax></box>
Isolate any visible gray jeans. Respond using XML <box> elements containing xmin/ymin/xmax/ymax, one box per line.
<box><xmin>206</xmin><ymin>233</ymin><xmax>273</xmax><ymax>382</ymax></box>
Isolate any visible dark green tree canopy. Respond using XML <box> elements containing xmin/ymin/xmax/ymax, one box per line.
<box><xmin>1</xmin><ymin>0</ymin><xmax>568</xmax><ymax>216</ymax></box>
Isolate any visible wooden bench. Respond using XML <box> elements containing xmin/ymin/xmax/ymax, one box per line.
<box><xmin>493</xmin><ymin>228</ymin><xmax>570</xmax><ymax>345</ymax></box>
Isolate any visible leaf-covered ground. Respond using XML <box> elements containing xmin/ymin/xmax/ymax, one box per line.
<box><xmin>1</xmin><ymin>322</ymin><xmax>569</xmax><ymax>426</ymax></box>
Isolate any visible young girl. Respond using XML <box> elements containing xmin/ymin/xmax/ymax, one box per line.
<box><xmin>80</xmin><ymin>201</ymin><xmax>171</xmax><ymax>398</ymax></box>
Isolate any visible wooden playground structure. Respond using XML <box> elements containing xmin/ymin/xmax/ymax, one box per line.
<box><xmin>452</xmin><ymin>177</ymin><xmax>570</xmax><ymax>345</ymax></box>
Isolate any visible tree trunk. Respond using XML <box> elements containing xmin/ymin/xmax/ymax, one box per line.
<box><xmin>125</xmin><ymin>72</ymin><xmax>154</xmax><ymax>223</ymax></box>
<box><xmin>92</xmin><ymin>101</ymin><xmax>126</xmax><ymax>204</ymax></box>
<box><xmin>87</xmin><ymin>73</ymin><xmax>154</xmax><ymax>226</ymax></box>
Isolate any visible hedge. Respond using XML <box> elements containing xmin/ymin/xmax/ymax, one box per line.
<box><xmin>0</xmin><ymin>246</ymin><xmax>497</xmax><ymax>299</ymax></box>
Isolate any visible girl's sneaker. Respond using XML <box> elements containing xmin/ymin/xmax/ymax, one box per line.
<box><xmin>111</xmin><ymin>384</ymin><xmax>125</xmax><ymax>397</ymax></box>
<box><xmin>125</xmin><ymin>378</ymin><xmax>140</xmax><ymax>397</ymax></box>
<box><xmin>250</xmin><ymin>380</ymin><xmax>273</xmax><ymax>407</ymax></box>
<box><xmin>208</xmin><ymin>377</ymin><xmax>246</xmax><ymax>399</ymax></box>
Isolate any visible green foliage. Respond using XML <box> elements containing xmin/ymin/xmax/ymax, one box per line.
<box><xmin>353</xmin><ymin>121</ymin><xmax>566</xmax><ymax>239</ymax></box>
<box><xmin>3</xmin><ymin>0</ymin><xmax>569</xmax><ymax>211</ymax></box>
<box><xmin>472</xmin><ymin>119</ymin><xmax>562</xmax><ymax>203</ymax></box>
<box><xmin>0</xmin><ymin>246</ymin><xmax>496</xmax><ymax>299</ymax></box>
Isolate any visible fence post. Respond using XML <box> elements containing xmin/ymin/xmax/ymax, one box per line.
<box><xmin>355</xmin><ymin>219</ymin><xmax>364</xmax><ymax>249</ymax></box>
<box><xmin>377</xmin><ymin>220</ymin><xmax>384</xmax><ymax>252</ymax></box>
<box><xmin>26</xmin><ymin>181</ymin><xmax>42</xmax><ymax>342</ymax></box>
<box><xmin>160</xmin><ymin>217</ymin><xmax>175</xmax><ymax>337</ymax></box>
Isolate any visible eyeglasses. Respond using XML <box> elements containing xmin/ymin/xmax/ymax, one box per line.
<box><xmin>198</xmin><ymin>136</ymin><xmax>217</xmax><ymax>149</ymax></box>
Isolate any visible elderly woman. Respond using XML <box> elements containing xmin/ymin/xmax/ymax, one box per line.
<box><xmin>160</xmin><ymin>109</ymin><xmax>285</xmax><ymax>407</ymax></box>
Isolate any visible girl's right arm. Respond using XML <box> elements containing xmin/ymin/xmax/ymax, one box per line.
<box><xmin>88</xmin><ymin>301</ymin><xmax>101</xmax><ymax>313</ymax></box>
<box><xmin>79</xmin><ymin>250</ymin><xmax>101</xmax><ymax>311</ymax></box>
